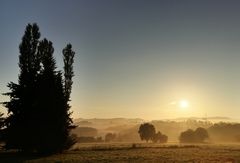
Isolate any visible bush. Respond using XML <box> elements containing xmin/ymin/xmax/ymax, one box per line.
<box><xmin>152</xmin><ymin>131</ymin><xmax>168</xmax><ymax>143</ymax></box>
<box><xmin>159</xmin><ymin>134</ymin><xmax>168</xmax><ymax>143</ymax></box>
<box><xmin>105</xmin><ymin>133</ymin><xmax>117</xmax><ymax>142</ymax></box>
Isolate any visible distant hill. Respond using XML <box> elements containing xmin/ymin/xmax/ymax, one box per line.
<box><xmin>71</xmin><ymin>127</ymin><xmax>98</xmax><ymax>137</ymax></box>
<box><xmin>72</xmin><ymin>117</ymin><xmax>240</xmax><ymax>142</ymax></box>
<box><xmin>73</xmin><ymin>118</ymin><xmax>144</xmax><ymax>139</ymax></box>
<box><xmin>74</xmin><ymin>117</ymin><xmax>236</xmax><ymax>125</ymax></box>
<box><xmin>74</xmin><ymin>118</ymin><xmax>144</xmax><ymax>125</ymax></box>
<box><xmin>74</xmin><ymin>118</ymin><xmax>144</xmax><ymax>129</ymax></box>
<box><xmin>169</xmin><ymin>116</ymin><xmax>232</xmax><ymax>122</ymax></box>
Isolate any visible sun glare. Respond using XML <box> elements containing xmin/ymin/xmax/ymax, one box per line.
<box><xmin>179</xmin><ymin>100</ymin><xmax>189</xmax><ymax>109</ymax></box>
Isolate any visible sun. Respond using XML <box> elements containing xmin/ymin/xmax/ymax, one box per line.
<box><xmin>179</xmin><ymin>100</ymin><xmax>189</xmax><ymax>109</ymax></box>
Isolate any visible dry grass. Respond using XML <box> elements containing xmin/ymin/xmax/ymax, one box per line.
<box><xmin>0</xmin><ymin>143</ymin><xmax>240</xmax><ymax>162</ymax></box>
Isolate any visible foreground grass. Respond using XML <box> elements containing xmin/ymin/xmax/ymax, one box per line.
<box><xmin>0</xmin><ymin>143</ymin><xmax>240</xmax><ymax>162</ymax></box>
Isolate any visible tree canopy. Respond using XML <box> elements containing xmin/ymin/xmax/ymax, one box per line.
<box><xmin>138</xmin><ymin>123</ymin><xmax>156</xmax><ymax>142</ymax></box>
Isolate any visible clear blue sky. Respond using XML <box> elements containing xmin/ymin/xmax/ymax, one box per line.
<box><xmin>1</xmin><ymin>0</ymin><xmax>240</xmax><ymax>120</ymax></box>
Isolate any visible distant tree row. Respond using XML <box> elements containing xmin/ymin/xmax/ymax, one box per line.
<box><xmin>70</xmin><ymin>133</ymin><xmax>116</xmax><ymax>143</ymax></box>
<box><xmin>77</xmin><ymin>136</ymin><xmax>104</xmax><ymax>143</ymax></box>
<box><xmin>138</xmin><ymin>123</ymin><xmax>168</xmax><ymax>143</ymax></box>
<box><xmin>138</xmin><ymin>123</ymin><xmax>209</xmax><ymax>144</ymax></box>
<box><xmin>208</xmin><ymin>122</ymin><xmax>240</xmax><ymax>142</ymax></box>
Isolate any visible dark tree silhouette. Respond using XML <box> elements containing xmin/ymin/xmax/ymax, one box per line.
<box><xmin>208</xmin><ymin>122</ymin><xmax>240</xmax><ymax>142</ymax></box>
<box><xmin>159</xmin><ymin>134</ymin><xmax>168</xmax><ymax>143</ymax></box>
<box><xmin>152</xmin><ymin>131</ymin><xmax>168</xmax><ymax>143</ymax></box>
<box><xmin>63</xmin><ymin>44</ymin><xmax>75</xmax><ymax>102</ymax></box>
<box><xmin>138</xmin><ymin>123</ymin><xmax>156</xmax><ymax>142</ymax></box>
<box><xmin>179</xmin><ymin>129</ymin><xmax>195</xmax><ymax>143</ymax></box>
<box><xmin>152</xmin><ymin>131</ymin><xmax>161</xmax><ymax>143</ymax></box>
<box><xmin>62</xmin><ymin>44</ymin><xmax>77</xmax><ymax>149</ymax></box>
<box><xmin>0</xmin><ymin>112</ymin><xmax>4</xmax><ymax>142</ymax></box>
<box><xmin>2</xmin><ymin>23</ymin><xmax>76</xmax><ymax>153</ymax></box>
<box><xmin>3</xmin><ymin>23</ymin><xmax>41</xmax><ymax>151</ymax></box>
<box><xmin>194</xmin><ymin>127</ymin><xmax>209</xmax><ymax>142</ymax></box>
<box><xmin>0</xmin><ymin>112</ymin><xmax>4</xmax><ymax>128</ymax></box>
<box><xmin>179</xmin><ymin>128</ymin><xmax>209</xmax><ymax>143</ymax></box>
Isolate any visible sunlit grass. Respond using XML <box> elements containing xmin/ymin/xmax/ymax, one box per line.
<box><xmin>1</xmin><ymin>143</ymin><xmax>240</xmax><ymax>162</ymax></box>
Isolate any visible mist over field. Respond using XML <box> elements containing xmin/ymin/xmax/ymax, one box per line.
<box><xmin>72</xmin><ymin>117</ymin><xmax>240</xmax><ymax>143</ymax></box>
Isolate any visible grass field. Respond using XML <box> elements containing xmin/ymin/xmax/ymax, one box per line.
<box><xmin>0</xmin><ymin>143</ymin><xmax>240</xmax><ymax>162</ymax></box>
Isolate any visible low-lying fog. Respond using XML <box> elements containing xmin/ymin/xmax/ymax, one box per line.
<box><xmin>72</xmin><ymin>117</ymin><xmax>240</xmax><ymax>143</ymax></box>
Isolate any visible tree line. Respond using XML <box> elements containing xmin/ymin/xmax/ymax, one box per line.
<box><xmin>70</xmin><ymin>121</ymin><xmax>240</xmax><ymax>144</ymax></box>
<box><xmin>0</xmin><ymin>23</ymin><xmax>76</xmax><ymax>153</ymax></box>
<box><xmin>138</xmin><ymin>123</ymin><xmax>209</xmax><ymax>143</ymax></box>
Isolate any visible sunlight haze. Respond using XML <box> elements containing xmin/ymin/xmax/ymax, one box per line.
<box><xmin>1</xmin><ymin>0</ymin><xmax>240</xmax><ymax>120</ymax></box>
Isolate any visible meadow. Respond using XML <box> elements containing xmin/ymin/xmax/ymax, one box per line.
<box><xmin>0</xmin><ymin>143</ymin><xmax>240</xmax><ymax>163</ymax></box>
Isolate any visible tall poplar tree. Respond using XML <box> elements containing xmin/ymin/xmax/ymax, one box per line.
<box><xmin>63</xmin><ymin>44</ymin><xmax>75</xmax><ymax>101</ymax></box>
<box><xmin>62</xmin><ymin>44</ymin><xmax>76</xmax><ymax>149</ymax></box>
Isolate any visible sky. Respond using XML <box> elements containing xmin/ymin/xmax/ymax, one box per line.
<box><xmin>1</xmin><ymin>0</ymin><xmax>240</xmax><ymax>120</ymax></box>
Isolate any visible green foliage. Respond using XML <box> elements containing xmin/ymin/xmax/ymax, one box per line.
<box><xmin>2</xmin><ymin>23</ymin><xmax>76</xmax><ymax>153</ymax></box>
<box><xmin>138</xmin><ymin>123</ymin><xmax>156</xmax><ymax>142</ymax></box>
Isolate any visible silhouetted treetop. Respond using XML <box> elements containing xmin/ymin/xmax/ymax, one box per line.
<box><xmin>19</xmin><ymin>23</ymin><xmax>41</xmax><ymax>83</ymax></box>
<box><xmin>38</xmin><ymin>39</ymin><xmax>56</xmax><ymax>72</ymax></box>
